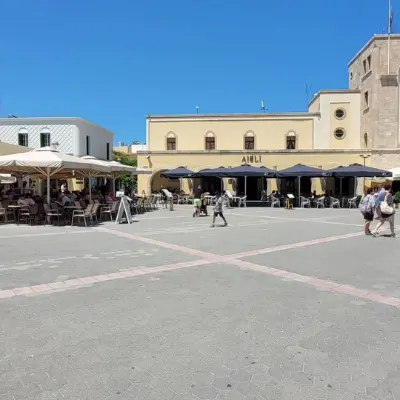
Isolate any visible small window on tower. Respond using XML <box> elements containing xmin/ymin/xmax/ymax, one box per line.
<box><xmin>367</xmin><ymin>55</ymin><xmax>371</xmax><ymax>70</ymax></box>
<box><xmin>364</xmin><ymin>91</ymin><xmax>369</xmax><ymax>108</ymax></box>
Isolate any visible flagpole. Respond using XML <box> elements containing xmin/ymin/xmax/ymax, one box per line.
<box><xmin>388</xmin><ymin>0</ymin><xmax>391</xmax><ymax>74</ymax></box>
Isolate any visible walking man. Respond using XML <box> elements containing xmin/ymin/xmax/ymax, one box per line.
<box><xmin>210</xmin><ymin>191</ymin><xmax>228</xmax><ymax>227</ymax></box>
<box><xmin>193</xmin><ymin>185</ymin><xmax>202</xmax><ymax>217</ymax></box>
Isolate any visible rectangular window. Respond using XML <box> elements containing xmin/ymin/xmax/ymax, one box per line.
<box><xmin>106</xmin><ymin>142</ymin><xmax>110</xmax><ymax>160</ymax></box>
<box><xmin>167</xmin><ymin>138</ymin><xmax>176</xmax><ymax>150</ymax></box>
<box><xmin>18</xmin><ymin>133</ymin><xmax>28</xmax><ymax>147</ymax></box>
<box><xmin>205</xmin><ymin>137</ymin><xmax>215</xmax><ymax>150</ymax></box>
<box><xmin>363</xmin><ymin>59</ymin><xmax>367</xmax><ymax>74</ymax></box>
<box><xmin>86</xmin><ymin>135</ymin><xmax>90</xmax><ymax>155</ymax></box>
<box><xmin>367</xmin><ymin>55</ymin><xmax>371</xmax><ymax>70</ymax></box>
<box><xmin>40</xmin><ymin>132</ymin><xmax>50</xmax><ymax>147</ymax></box>
<box><xmin>244</xmin><ymin>137</ymin><xmax>254</xmax><ymax>150</ymax></box>
<box><xmin>364</xmin><ymin>91</ymin><xmax>369</xmax><ymax>107</ymax></box>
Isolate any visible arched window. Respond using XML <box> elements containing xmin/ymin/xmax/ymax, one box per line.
<box><xmin>40</xmin><ymin>127</ymin><xmax>51</xmax><ymax>148</ymax></box>
<box><xmin>18</xmin><ymin>128</ymin><xmax>29</xmax><ymax>147</ymax></box>
<box><xmin>244</xmin><ymin>131</ymin><xmax>255</xmax><ymax>150</ymax></box>
<box><xmin>286</xmin><ymin>131</ymin><xmax>296</xmax><ymax>150</ymax></box>
<box><xmin>166</xmin><ymin>132</ymin><xmax>176</xmax><ymax>150</ymax></box>
<box><xmin>205</xmin><ymin>131</ymin><xmax>215</xmax><ymax>150</ymax></box>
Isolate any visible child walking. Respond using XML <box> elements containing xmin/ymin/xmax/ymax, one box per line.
<box><xmin>210</xmin><ymin>191</ymin><xmax>228</xmax><ymax>227</ymax></box>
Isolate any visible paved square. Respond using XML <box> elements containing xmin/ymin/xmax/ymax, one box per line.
<box><xmin>1</xmin><ymin>206</ymin><xmax>400</xmax><ymax>400</ymax></box>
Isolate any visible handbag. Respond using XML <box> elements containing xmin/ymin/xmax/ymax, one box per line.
<box><xmin>380</xmin><ymin>193</ymin><xmax>394</xmax><ymax>215</ymax></box>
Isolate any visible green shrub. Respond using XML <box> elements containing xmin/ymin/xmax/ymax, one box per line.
<box><xmin>394</xmin><ymin>191</ymin><xmax>400</xmax><ymax>204</ymax></box>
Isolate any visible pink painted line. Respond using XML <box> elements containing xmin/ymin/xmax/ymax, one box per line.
<box><xmin>95</xmin><ymin>227</ymin><xmax>222</xmax><ymax>260</ymax></box>
<box><xmin>48</xmin><ymin>282</ymin><xmax>66</xmax><ymax>289</ymax></box>
<box><xmin>13</xmin><ymin>286</ymin><xmax>34</xmax><ymax>295</ymax></box>
<box><xmin>0</xmin><ymin>259</ymin><xmax>211</xmax><ymax>299</ymax></box>
<box><xmin>95</xmin><ymin>226</ymin><xmax>400</xmax><ymax>308</ymax></box>
<box><xmin>0</xmin><ymin>290</ymin><xmax>15</xmax><ymax>298</ymax></box>
<box><xmin>31</xmin><ymin>284</ymin><xmax>51</xmax><ymax>293</ymax></box>
<box><xmin>229</xmin><ymin>258</ymin><xmax>400</xmax><ymax>308</ymax></box>
<box><xmin>228</xmin><ymin>232</ymin><xmax>364</xmax><ymax>259</ymax></box>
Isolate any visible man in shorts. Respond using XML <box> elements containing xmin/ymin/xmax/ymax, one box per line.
<box><xmin>193</xmin><ymin>185</ymin><xmax>203</xmax><ymax>217</ymax></box>
<box><xmin>210</xmin><ymin>191</ymin><xmax>228</xmax><ymax>227</ymax></box>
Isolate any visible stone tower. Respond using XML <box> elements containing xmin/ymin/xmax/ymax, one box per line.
<box><xmin>348</xmin><ymin>34</ymin><xmax>400</xmax><ymax>157</ymax></box>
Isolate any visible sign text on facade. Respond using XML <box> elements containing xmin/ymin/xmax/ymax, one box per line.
<box><xmin>241</xmin><ymin>155</ymin><xmax>262</xmax><ymax>164</ymax></box>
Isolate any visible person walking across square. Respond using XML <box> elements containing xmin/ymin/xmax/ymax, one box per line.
<box><xmin>210</xmin><ymin>191</ymin><xmax>228</xmax><ymax>227</ymax></box>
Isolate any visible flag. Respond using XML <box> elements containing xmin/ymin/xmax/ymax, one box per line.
<box><xmin>389</xmin><ymin>10</ymin><xmax>394</xmax><ymax>33</ymax></box>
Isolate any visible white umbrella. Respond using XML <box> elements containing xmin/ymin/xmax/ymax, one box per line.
<box><xmin>0</xmin><ymin>147</ymin><xmax>109</xmax><ymax>203</ymax></box>
<box><xmin>82</xmin><ymin>156</ymin><xmax>151</xmax><ymax>194</ymax></box>
<box><xmin>82</xmin><ymin>156</ymin><xmax>136</xmax><ymax>195</ymax></box>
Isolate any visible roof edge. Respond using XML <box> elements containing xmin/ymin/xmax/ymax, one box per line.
<box><xmin>348</xmin><ymin>34</ymin><xmax>400</xmax><ymax>67</ymax></box>
<box><xmin>146</xmin><ymin>112</ymin><xmax>320</xmax><ymax>120</ymax></box>
<box><xmin>308</xmin><ymin>89</ymin><xmax>361</xmax><ymax>107</ymax></box>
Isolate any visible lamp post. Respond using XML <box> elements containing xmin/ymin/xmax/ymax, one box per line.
<box><xmin>359</xmin><ymin>154</ymin><xmax>371</xmax><ymax>193</ymax></box>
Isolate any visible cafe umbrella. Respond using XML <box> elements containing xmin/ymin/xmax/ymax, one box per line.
<box><xmin>161</xmin><ymin>167</ymin><xmax>195</xmax><ymax>178</ymax></box>
<box><xmin>275</xmin><ymin>164</ymin><xmax>329</xmax><ymax>205</ymax></box>
<box><xmin>326</xmin><ymin>164</ymin><xmax>392</xmax><ymax>178</ymax></box>
<box><xmin>221</xmin><ymin>164</ymin><xmax>276</xmax><ymax>199</ymax></box>
<box><xmin>326</xmin><ymin>163</ymin><xmax>392</xmax><ymax>197</ymax></box>
<box><xmin>193</xmin><ymin>167</ymin><xmax>231</xmax><ymax>192</ymax></box>
<box><xmin>0</xmin><ymin>147</ymin><xmax>110</xmax><ymax>204</ymax></box>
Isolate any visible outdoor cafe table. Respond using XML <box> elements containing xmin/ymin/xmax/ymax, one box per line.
<box><xmin>7</xmin><ymin>205</ymin><xmax>24</xmax><ymax>222</ymax></box>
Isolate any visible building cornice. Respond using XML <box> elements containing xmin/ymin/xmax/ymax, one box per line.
<box><xmin>348</xmin><ymin>34</ymin><xmax>400</xmax><ymax>67</ymax></box>
<box><xmin>308</xmin><ymin>90</ymin><xmax>360</xmax><ymax>107</ymax></box>
<box><xmin>0</xmin><ymin>117</ymin><xmax>113</xmax><ymax>135</ymax></box>
<box><xmin>137</xmin><ymin>149</ymin><xmax>377</xmax><ymax>156</ymax></box>
<box><xmin>146</xmin><ymin>112</ymin><xmax>320</xmax><ymax>122</ymax></box>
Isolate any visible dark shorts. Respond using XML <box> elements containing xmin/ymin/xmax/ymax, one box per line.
<box><xmin>214</xmin><ymin>212</ymin><xmax>224</xmax><ymax>217</ymax></box>
<box><xmin>363</xmin><ymin>211</ymin><xmax>374</xmax><ymax>221</ymax></box>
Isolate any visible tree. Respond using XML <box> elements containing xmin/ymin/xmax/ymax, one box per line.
<box><xmin>112</xmin><ymin>151</ymin><xmax>137</xmax><ymax>191</ymax></box>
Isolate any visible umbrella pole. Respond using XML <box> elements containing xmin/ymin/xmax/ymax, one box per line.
<box><xmin>112</xmin><ymin>177</ymin><xmax>116</xmax><ymax>195</ymax></box>
<box><xmin>244</xmin><ymin>176</ymin><xmax>247</xmax><ymax>198</ymax></box>
<box><xmin>298</xmin><ymin>176</ymin><xmax>301</xmax><ymax>207</ymax></box>
<box><xmin>89</xmin><ymin>173</ymin><xmax>92</xmax><ymax>203</ymax></box>
<box><xmin>340</xmin><ymin>177</ymin><xmax>343</xmax><ymax>197</ymax></box>
<box><xmin>47</xmin><ymin>167</ymin><xmax>50</xmax><ymax>204</ymax></box>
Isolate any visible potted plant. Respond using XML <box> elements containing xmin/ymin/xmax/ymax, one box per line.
<box><xmin>394</xmin><ymin>191</ymin><xmax>400</xmax><ymax>208</ymax></box>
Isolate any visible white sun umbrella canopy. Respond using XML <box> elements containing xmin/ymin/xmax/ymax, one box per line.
<box><xmin>82</xmin><ymin>156</ymin><xmax>138</xmax><ymax>195</ymax></box>
<box><xmin>0</xmin><ymin>147</ymin><xmax>109</xmax><ymax>203</ymax></box>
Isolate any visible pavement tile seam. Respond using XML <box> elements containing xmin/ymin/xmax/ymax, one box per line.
<box><xmin>0</xmin><ymin>230</ymin><xmax>94</xmax><ymax>240</ymax></box>
<box><xmin>0</xmin><ymin>259</ymin><xmax>212</xmax><ymax>299</ymax></box>
<box><xmin>96</xmin><ymin>227</ymin><xmax>400</xmax><ymax>309</ymax></box>
<box><xmin>228</xmin><ymin>259</ymin><xmax>400</xmax><ymax>309</ymax></box>
<box><xmin>1</xmin><ymin>224</ymin><xmax>399</xmax><ymax>310</ymax></box>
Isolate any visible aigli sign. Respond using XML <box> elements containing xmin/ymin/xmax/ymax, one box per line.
<box><xmin>241</xmin><ymin>155</ymin><xmax>262</xmax><ymax>164</ymax></box>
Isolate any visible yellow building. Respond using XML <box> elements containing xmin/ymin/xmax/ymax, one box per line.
<box><xmin>137</xmin><ymin>90</ymin><xmax>368</xmax><ymax>198</ymax></box>
<box><xmin>137</xmin><ymin>35</ymin><xmax>400</xmax><ymax>199</ymax></box>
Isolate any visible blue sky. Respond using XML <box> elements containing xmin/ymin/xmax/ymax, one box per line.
<box><xmin>0</xmin><ymin>0</ymin><xmax>393</xmax><ymax>144</ymax></box>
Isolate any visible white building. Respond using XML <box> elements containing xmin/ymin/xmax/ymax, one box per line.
<box><xmin>0</xmin><ymin>117</ymin><xmax>113</xmax><ymax>160</ymax></box>
<box><xmin>114</xmin><ymin>141</ymin><xmax>147</xmax><ymax>154</ymax></box>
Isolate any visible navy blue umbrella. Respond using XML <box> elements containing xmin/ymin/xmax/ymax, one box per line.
<box><xmin>275</xmin><ymin>164</ymin><xmax>328</xmax><ymax>206</ymax></box>
<box><xmin>194</xmin><ymin>167</ymin><xmax>231</xmax><ymax>177</ymax></box>
<box><xmin>276</xmin><ymin>164</ymin><xmax>328</xmax><ymax>178</ymax></box>
<box><xmin>222</xmin><ymin>164</ymin><xmax>276</xmax><ymax>177</ymax></box>
<box><xmin>161</xmin><ymin>166</ymin><xmax>194</xmax><ymax>179</ymax></box>
<box><xmin>326</xmin><ymin>164</ymin><xmax>392</xmax><ymax>178</ymax></box>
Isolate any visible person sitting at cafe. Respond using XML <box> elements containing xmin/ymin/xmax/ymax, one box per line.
<box><xmin>17</xmin><ymin>194</ymin><xmax>35</xmax><ymax>207</ymax></box>
<box><xmin>60</xmin><ymin>191</ymin><xmax>72</xmax><ymax>206</ymax></box>
<box><xmin>104</xmin><ymin>192</ymin><xmax>114</xmax><ymax>203</ymax></box>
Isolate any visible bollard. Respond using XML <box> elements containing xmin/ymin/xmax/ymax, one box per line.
<box><xmin>169</xmin><ymin>198</ymin><xmax>174</xmax><ymax>211</ymax></box>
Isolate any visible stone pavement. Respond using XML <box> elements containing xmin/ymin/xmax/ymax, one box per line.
<box><xmin>1</xmin><ymin>206</ymin><xmax>400</xmax><ymax>400</ymax></box>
